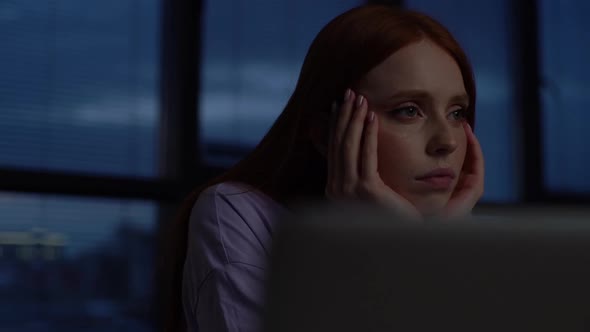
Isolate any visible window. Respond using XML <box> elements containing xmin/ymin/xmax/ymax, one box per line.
<box><xmin>539</xmin><ymin>0</ymin><xmax>590</xmax><ymax>194</ymax></box>
<box><xmin>0</xmin><ymin>0</ymin><xmax>160</xmax><ymax>177</ymax></box>
<box><xmin>0</xmin><ymin>1</ymin><xmax>161</xmax><ymax>330</ymax></box>
<box><xmin>405</xmin><ymin>0</ymin><xmax>520</xmax><ymax>202</ymax></box>
<box><xmin>0</xmin><ymin>192</ymin><xmax>156</xmax><ymax>331</ymax></box>
<box><xmin>199</xmin><ymin>0</ymin><xmax>362</xmax><ymax>165</ymax></box>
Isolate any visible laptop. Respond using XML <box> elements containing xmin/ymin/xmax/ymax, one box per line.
<box><xmin>263</xmin><ymin>204</ymin><xmax>590</xmax><ymax>332</ymax></box>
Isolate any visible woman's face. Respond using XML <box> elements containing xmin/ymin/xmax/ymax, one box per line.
<box><xmin>356</xmin><ymin>39</ymin><xmax>469</xmax><ymax>216</ymax></box>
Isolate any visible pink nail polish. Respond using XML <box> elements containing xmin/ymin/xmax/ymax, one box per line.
<box><xmin>344</xmin><ymin>89</ymin><xmax>352</xmax><ymax>101</ymax></box>
<box><xmin>356</xmin><ymin>95</ymin><xmax>364</xmax><ymax>108</ymax></box>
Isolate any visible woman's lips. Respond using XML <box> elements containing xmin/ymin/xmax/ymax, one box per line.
<box><xmin>415</xmin><ymin>168</ymin><xmax>456</xmax><ymax>191</ymax></box>
<box><xmin>416</xmin><ymin>175</ymin><xmax>454</xmax><ymax>190</ymax></box>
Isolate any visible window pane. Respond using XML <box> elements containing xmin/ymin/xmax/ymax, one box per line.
<box><xmin>0</xmin><ymin>0</ymin><xmax>160</xmax><ymax>177</ymax></box>
<box><xmin>0</xmin><ymin>192</ymin><xmax>156</xmax><ymax>331</ymax></box>
<box><xmin>200</xmin><ymin>0</ymin><xmax>361</xmax><ymax>165</ymax></box>
<box><xmin>539</xmin><ymin>0</ymin><xmax>590</xmax><ymax>193</ymax></box>
<box><xmin>406</xmin><ymin>0</ymin><xmax>520</xmax><ymax>202</ymax></box>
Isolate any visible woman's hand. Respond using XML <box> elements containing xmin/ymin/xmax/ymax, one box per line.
<box><xmin>325</xmin><ymin>89</ymin><xmax>421</xmax><ymax>221</ymax></box>
<box><xmin>443</xmin><ymin>122</ymin><xmax>485</xmax><ymax>219</ymax></box>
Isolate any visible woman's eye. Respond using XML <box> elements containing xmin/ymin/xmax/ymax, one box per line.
<box><xmin>450</xmin><ymin>108</ymin><xmax>467</xmax><ymax>121</ymax></box>
<box><xmin>392</xmin><ymin>106</ymin><xmax>420</xmax><ymax>118</ymax></box>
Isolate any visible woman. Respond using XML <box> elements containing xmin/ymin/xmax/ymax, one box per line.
<box><xmin>164</xmin><ymin>4</ymin><xmax>484</xmax><ymax>331</ymax></box>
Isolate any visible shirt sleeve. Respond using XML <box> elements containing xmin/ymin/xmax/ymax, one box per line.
<box><xmin>192</xmin><ymin>262</ymin><xmax>267</xmax><ymax>332</ymax></box>
<box><xmin>182</xmin><ymin>186</ymin><xmax>270</xmax><ymax>332</ymax></box>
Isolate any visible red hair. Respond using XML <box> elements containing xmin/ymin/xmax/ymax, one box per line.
<box><xmin>162</xmin><ymin>5</ymin><xmax>476</xmax><ymax>330</ymax></box>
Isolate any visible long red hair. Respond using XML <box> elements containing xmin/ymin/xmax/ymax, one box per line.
<box><xmin>161</xmin><ymin>4</ymin><xmax>476</xmax><ymax>330</ymax></box>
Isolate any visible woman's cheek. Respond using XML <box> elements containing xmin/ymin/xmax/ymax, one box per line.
<box><xmin>377</xmin><ymin>129</ymin><xmax>419</xmax><ymax>188</ymax></box>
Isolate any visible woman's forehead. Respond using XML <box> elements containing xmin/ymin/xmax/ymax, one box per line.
<box><xmin>358</xmin><ymin>39</ymin><xmax>466</xmax><ymax>101</ymax></box>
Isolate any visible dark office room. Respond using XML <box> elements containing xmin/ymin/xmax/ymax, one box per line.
<box><xmin>1</xmin><ymin>0</ymin><xmax>589</xmax><ymax>331</ymax></box>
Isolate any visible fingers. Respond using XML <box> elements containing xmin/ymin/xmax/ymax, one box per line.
<box><xmin>361</xmin><ymin>111</ymin><xmax>378</xmax><ymax>180</ymax></box>
<box><xmin>341</xmin><ymin>94</ymin><xmax>368</xmax><ymax>181</ymax></box>
<box><xmin>327</xmin><ymin>89</ymin><xmax>377</xmax><ymax>197</ymax></box>
<box><xmin>327</xmin><ymin>90</ymin><xmax>352</xmax><ymax>195</ymax></box>
<box><xmin>463</xmin><ymin>122</ymin><xmax>485</xmax><ymax>179</ymax></box>
<box><xmin>333</xmin><ymin>89</ymin><xmax>355</xmax><ymax>155</ymax></box>
<box><xmin>442</xmin><ymin>123</ymin><xmax>485</xmax><ymax>218</ymax></box>
<box><xmin>329</xmin><ymin>90</ymin><xmax>355</xmax><ymax>192</ymax></box>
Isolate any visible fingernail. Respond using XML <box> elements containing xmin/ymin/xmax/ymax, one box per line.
<box><xmin>356</xmin><ymin>95</ymin><xmax>364</xmax><ymax>108</ymax></box>
<box><xmin>344</xmin><ymin>89</ymin><xmax>352</xmax><ymax>101</ymax></box>
<box><xmin>368</xmin><ymin>111</ymin><xmax>375</xmax><ymax>122</ymax></box>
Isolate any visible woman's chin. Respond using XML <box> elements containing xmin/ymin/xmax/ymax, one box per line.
<box><xmin>412</xmin><ymin>196</ymin><xmax>450</xmax><ymax>219</ymax></box>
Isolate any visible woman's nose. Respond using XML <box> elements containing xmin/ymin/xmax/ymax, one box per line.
<box><xmin>425</xmin><ymin>122</ymin><xmax>458</xmax><ymax>157</ymax></box>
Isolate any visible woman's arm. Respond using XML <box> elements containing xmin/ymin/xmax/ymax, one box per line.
<box><xmin>184</xmin><ymin>262</ymin><xmax>267</xmax><ymax>332</ymax></box>
<box><xmin>182</xmin><ymin>185</ymin><xmax>273</xmax><ymax>332</ymax></box>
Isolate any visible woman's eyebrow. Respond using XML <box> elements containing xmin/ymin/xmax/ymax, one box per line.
<box><xmin>449</xmin><ymin>93</ymin><xmax>470</xmax><ymax>105</ymax></box>
<box><xmin>386</xmin><ymin>90</ymin><xmax>469</xmax><ymax>105</ymax></box>
<box><xmin>386</xmin><ymin>89</ymin><xmax>431</xmax><ymax>101</ymax></box>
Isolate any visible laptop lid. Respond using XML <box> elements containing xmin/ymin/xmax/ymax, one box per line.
<box><xmin>264</xmin><ymin>205</ymin><xmax>590</xmax><ymax>332</ymax></box>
